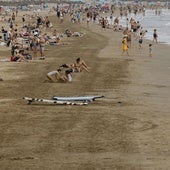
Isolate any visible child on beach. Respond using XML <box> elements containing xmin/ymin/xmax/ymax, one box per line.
<box><xmin>149</xmin><ymin>44</ymin><xmax>152</xmax><ymax>57</ymax></box>
<box><xmin>122</xmin><ymin>35</ymin><xmax>129</xmax><ymax>56</ymax></box>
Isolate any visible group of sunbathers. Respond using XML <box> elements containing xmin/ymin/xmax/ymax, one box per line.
<box><xmin>46</xmin><ymin>57</ymin><xmax>89</xmax><ymax>83</ymax></box>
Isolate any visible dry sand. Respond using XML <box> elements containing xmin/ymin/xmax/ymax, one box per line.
<box><xmin>0</xmin><ymin>10</ymin><xmax>170</xmax><ymax>170</ymax></box>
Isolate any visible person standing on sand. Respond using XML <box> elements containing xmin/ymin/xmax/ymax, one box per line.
<box><xmin>56</xmin><ymin>10</ymin><xmax>60</xmax><ymax>20</ymax></box>
<box><xmin>101</xmin><ymin>17</ymin><xmax>106</xmax><ymax>30</ymax></box>
<box><xmin>39</xmin><ymin>36</ymin><xmax>46</xmax><ymax>60</ymax></box>
<box><xmin>138</xmin><ymin>32</ymin><xmax>144</xmax><ymax>49</ymax></box>
<box><xmin>126</xmin><ymin>18</ymin><xmax>129</xmax><ymax>28</ymax></box>
<box><xmin>127</xmin><ymin>30</ymin><xmax>132</xmax><ymax>48</ymax></box>
<box><xmin>87</xmin><ymin>17</ymin><xmax>90</xmax><ymax>27</ymax></box>
<box><xmin>22</xmin><ymin>15</ymin><xmax>25</xmax><ymax>25</ymax></box>
<box><xmin>11</xmin><ymin>12</ymin><xmax>15</xmax><ymax>22</ymax></box>
<box><xmin>110</xmin><ymin>13</ymin><xmax>113</xmax><ymax>26</ymax></box>
<box><xmin>31</xmin><ymin>37</ymin><xmax>39</xmax><ymax>59</ymax></box>
<box><xmin>15</xmin><ymin>7</ymin><xmax>18</xmax><ymax>17</ymax></box>
<box><xmin>60</xmin><ymin>13</ymin><xmax>64</xmax><ymax>23</ymax></box>
<box><xmin>122</xmin><ymin>35</ymin><xmax>129</xmax><ymax>56</ymax></box>
<box><xmin>153</xmin><ymin>29</ymin><xmax>158</xmax><ymax>43</ymax></box>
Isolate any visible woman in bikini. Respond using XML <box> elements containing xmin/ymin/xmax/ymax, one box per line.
<box><xmin>73</xmin><ymin>58</ymin><xmax>89</xmax><ymax>72</ymax></box>
<box><xmin>60</xmin><ymin>58</ymin><xmax>89</xmax><ymax>73</ymax></box>
<box><xmin>31</xmin><ymin>37</ymin><xmax>39</xmax><ymax>59</ymax></box>
<box><xmin>47</xmin><ymin>69</ymin><xmax>68</xmax><ymax>82</ymax></box>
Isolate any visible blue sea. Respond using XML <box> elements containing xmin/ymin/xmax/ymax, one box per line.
<box><xmin>119</xmin><ymin>9</ymin><xmax>170</xmax><ymax>45</ymax></box>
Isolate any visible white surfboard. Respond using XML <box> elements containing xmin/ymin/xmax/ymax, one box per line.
<box><xmin>52</xmin><ymin>95</ymin><xmax>104</xmax><ymax>102</ymax></box>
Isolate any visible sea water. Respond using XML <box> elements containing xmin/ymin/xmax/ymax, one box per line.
<box><xmin>119</xmin><ymin>9</ymin><xmax>170</xmax><ymax>45</ymax></box>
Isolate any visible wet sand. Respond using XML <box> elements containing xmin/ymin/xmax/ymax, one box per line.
<box><xmin>0</xmin><ymin>11</ymin><xmax>170</xmax><ymax>170</ymax></box>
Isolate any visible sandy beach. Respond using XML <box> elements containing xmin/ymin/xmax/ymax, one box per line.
<box><xmin>0</xmin><ymin>7</ymin><xmax>170</xmax><ymax>170</ymax></box>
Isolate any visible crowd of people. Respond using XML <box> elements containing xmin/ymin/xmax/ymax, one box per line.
<box><xmin>0</xmin><ymin>2</ymin><xmax>162</xmax><ymax>81</ymax></box>
<box><xmin>0</xmin><ymin>5</ymin><xmax>88</xmax><ymax>82</ymax></box>
<box><xmin>0</xmin><ymin>7</ymin><xmax>86</xmax><ymax>62</ymax></box>
<box><xmin>60</xmin><ymin>2</ymin><xmax>159</xmax><ymax>57</ymax></box>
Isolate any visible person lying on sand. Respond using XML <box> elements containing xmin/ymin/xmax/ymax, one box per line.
<box><xmin>48</xmin><ymin>36</ymin><xmax>69</xmax><ymax>46</ymax></box>
<box><xmin>60</xmin><ymin>58</ymin><xmax>90</xmax><ymax>72</ymax></box>
<box><xmin>64</xmin><ymin>28</ymin><xmax>85</xmax><ymax>37</ymax></box>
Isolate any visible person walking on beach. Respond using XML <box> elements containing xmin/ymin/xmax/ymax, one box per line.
<box><xmin>110</xmin><ymin>14</ymin><xmax>113</xmax><ymax>26</ymax></box>
<box><xmin>22</xmin><ymin>15</ymin><xmax>25</xmax><ymax>25</ymax></box>
<box><xmin>126</xmin><ymin>18</ymin><xmax>129</xmax><ymax>28</ymax></box>
<box><xmin>101</xmin><ymin>17</ymin><xmax>106</xmax><ymax>30</ymax></box>
<box><xmin>11</xmin><ymin>12</ymin><xmax>15</xmax><ymax>22</ymax></box>
<box><xmin>149</xmin><ymin>44</ymin><xmax>153</xmax><ymax>57</ymax></box>
<box><xmin>153</xmin><ymin>29</ymin><xmax>158</xmax><ymax>43</ymax></box>
<box><xmin>138</xmin><ymin>32</ymin><xmax>144</xmax><ymax>49</ymax></box>
<box><xmin>122</xmin><ymin>35</ymin><xmax>129</xmax><ymax>56</ymax></box>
